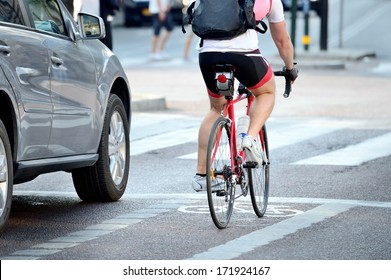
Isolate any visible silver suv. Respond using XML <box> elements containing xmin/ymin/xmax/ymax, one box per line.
<box><xmin>0</xmin><ymin>0</ymin><xmax>132</xmax><ymax>232</ymax></box>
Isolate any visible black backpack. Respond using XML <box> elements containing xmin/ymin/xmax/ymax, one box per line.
<box><xmin>183</xmin><ymin>0</ymin><xmax>268</xmax><ymax>40</ymax></box>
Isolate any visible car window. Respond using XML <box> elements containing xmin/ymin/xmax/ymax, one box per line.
<box><xmin>0</xmin><ymin>0</ymin><xmax>25</xmax><ymax>25</ymax></box>
<box><xmin>27</xmin><ymin>0</ymin><xmax>66</xmax><ymax>35</ymax></box>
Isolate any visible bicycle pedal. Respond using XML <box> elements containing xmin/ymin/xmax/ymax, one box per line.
<box><xmin>243</xmin><ymin>161</ymin><xmax>258</xmax><ymax>168</ymax></box>
<box><xmin>215</xmin><ymin>190</ymin><xmax>227</xmax><ymax>196</ymax></box>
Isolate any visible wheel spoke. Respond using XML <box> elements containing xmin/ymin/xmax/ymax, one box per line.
<box><xmin>0</xmin><ymin>156</ymin><xmax>6</xmax><ymax>182</ymax></box>
<box><xmin>108</xmin><ymin>134</ymin><xmax>116</xmax><ymax>156</ymax></box>
<box><xmin>0</xmin><ymin>140</ymin><xmax>9</xmax><ymax>212</ymax></box>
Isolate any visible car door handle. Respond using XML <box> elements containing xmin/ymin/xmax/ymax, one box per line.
<box><xmin>0</xmin><ymin>45</ymin><xmax>11</xmax><ymax>55</ymax></box>
<box><xmin>51</xmin><ymin>56</ymin><xmax>63</xmax><ymax>66</ymax></box>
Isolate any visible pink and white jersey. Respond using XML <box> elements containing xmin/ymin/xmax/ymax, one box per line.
<box><xmin>254</xmin><ymin>0</ymin><xmax>272</xmax><ymax>21</ymax></box>
<box><xmin>198</xmin><ymin>0</ymin><xmax>285</xmax><ymax>53</ymax></box>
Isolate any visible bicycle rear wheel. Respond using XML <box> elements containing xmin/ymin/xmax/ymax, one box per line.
<box><xmin>248</xmin><ymin>125</ymin><xmax>269</xmax><ymax>217</ymax></box>
<box><xmin>206</xmin><ymin>116</ymin><xmax>235</xmax><ymax>229</ymax></box>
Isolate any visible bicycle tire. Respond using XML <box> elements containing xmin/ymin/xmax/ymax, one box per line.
<box><xmin>248</xmin><ymin>125</ymin><xmax>270</xmax><ymax>217</ymax></box>
<box><xmin>206</xmin><ymin>116</ymin><xmax>235</xmax><ymax>229</ymax></box>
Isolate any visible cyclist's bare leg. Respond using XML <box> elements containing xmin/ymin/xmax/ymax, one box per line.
<box><xmin>196</xmin><ymin>95</ymin><xmax>226</xmax><ymax>174</ymax></box>
<box><xmin>247</xmin><ymin>77</ymin><xmax>276</xmax><ymax>138</ymax></box>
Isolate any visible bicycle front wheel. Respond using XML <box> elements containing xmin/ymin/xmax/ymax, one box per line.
<box><xmin>206</xmin><ymin>116</ymin><xmax>235</xmax><ymax>229</ymax></box>
<box><xmin>249</xmin><ymin>125</ymin><xmax>270</xmax><ymax>217</ymax></box>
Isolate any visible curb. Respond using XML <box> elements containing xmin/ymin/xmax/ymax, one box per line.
<box><xmin>132</xmin><ymin>94</ymin><xmax>167</xmax><ymax>112</ymax></box>
<box><xmin>296</xmin><ymin>49</ymin><xmax>377</xmax><ymax>61</ymax></box>
<box><xmin>270</xmin><ymin>49</ymin><xmax>376</xmax><ymax>70</ymax></box>
<box><xmin>269</xmin><ymin>58</ymin><xmax>346</xmax><ymax>70</ymax></box>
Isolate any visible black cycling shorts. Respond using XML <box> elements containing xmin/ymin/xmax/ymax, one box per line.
<box><xmin>152</xmin><ymin>13</ymin><xmax>174</xmax><ymax>36</ymax></box>
<box><xmin>199</xmin><ymin>50</ymin><xmax>273</xmax><ymax>98</ymax></box>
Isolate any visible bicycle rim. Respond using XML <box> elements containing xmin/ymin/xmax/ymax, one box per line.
<box><xmin>206</xmin><ymin>116</ymin><xmax>235</xmax><ymax>229</ymax></box>
<box><xmin>249</xmin><ymin>125</ymin><xmax>269</xmax><ymax>217</ymax></box>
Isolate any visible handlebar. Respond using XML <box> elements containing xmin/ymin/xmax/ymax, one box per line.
<box><xmin>274</xmin><ymin>70</ymin><xmax>293</xmax><ymax>98</ymax></box>
<box><xmin>237</xmin><ymin>66</ymin><xmax>296</xmax><ymax>98</ymax></box>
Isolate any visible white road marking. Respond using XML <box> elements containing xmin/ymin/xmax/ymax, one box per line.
<box><xmin>131</xmin><ymin>127</ymin><xmax>198</xmax><ymax>156</ymax></box>
<box><xmin>5</xmin><ymin>191</ymin><xmax>391</xmax><ymax>260</ymax></box>
<box><xmin>178</xmin><ymin>118</ymin><xmax>356</xmax><ymax>160</ymax></box>
<box><xmin>175</xmin><ymin>117</ymin><xmax>391</xmax><ymax>166</ymax></box>
<box><xmin>189</xmin><ymin>203</ymin><xmax>354</xmax><ymax>260</ymax></box>
<box><xmin>293</xmin><ymin>132</ymin><xmax>391</xmax><ymax>166</ymax></box>
<box><xmin>178</xmin><ymin>203</ymin><xmax>304</xmax><ymax>218</ymax></box>
<box><xmin>268</xmin><ymin>119</ymin><xmax>356</xmax><ymax>150</ymax></box>
<box><xmin>13</xmin><ymin>190</ymin><xmax>391</xmax><ymax>209</ymax></box>
<box><xmin>130</xmin><ymin>112</ymin><xmax>199</xmax><ymax>156</ymax></box>
<box><xmin>372</xmin><ymin>63</ymin><xmax>391</xmax><ymax>76</ymax></box>
<box><xmin>0</xmin><ymin>200</ymin><xmax>185</xmax><ymax>260</ymax></box>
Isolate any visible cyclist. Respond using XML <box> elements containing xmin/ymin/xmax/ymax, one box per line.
<box><xmin>192</xmin><ymin>0</ymin><xmax>298</xmax><ymax>191</ymax></box>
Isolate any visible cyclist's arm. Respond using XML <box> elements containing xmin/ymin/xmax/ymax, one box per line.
<box><xmin>269</xmin><ymin>21</ymin><xmax>295</xmax><ymax>71</ymax></box>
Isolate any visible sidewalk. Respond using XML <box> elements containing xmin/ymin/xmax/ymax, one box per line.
<box><xmin>131</xmin><ymin>48</ymin><xmax>377</xmax><ymax>112</ymax></box>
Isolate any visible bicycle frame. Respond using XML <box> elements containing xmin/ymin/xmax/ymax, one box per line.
<box><xmin>210</xmin><ymin>91</ymin><xmax>254</xmax><ymax>183</ymax></box>
<box><xmin>211</xmin><ymin>64</ymin><xmax>292</xmax><ymax>176</ymax></box>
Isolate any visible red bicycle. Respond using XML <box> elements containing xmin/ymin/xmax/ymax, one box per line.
<box><xmin>206</xmin><ymin>64</ymin><xmax>292</xmax><ymax>229</ymax></box>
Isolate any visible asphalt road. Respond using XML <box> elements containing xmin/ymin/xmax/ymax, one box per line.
<box><xmin>2</xmin><ymin>1</ymin><xmax>391</xmax><ymax>279</ymax></box>
<box><xmin>2</xmin><ymin>56</ymin><xmax>390</xmax><ymax>260</ymax></box>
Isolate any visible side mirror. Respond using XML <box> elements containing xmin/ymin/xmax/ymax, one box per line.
<box><xmin>65</xmin><ymin>18</ymin><xmax>81</xmax><ymax>42</ymax></box>
<box><xmin>77</xmin><ymin>13</ymin><xmax>106</xmax><ymax>40</ymax></box>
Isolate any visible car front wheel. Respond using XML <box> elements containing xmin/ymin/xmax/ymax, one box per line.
<box><xmin>0</xmin><ymin>119</ymin><xmax>13</xmax><ymax>232</ymax></box>
<box><xmin>72</xmin><ymin>95</ymin><xmax>130</xmax><ymax>202</ymax></box>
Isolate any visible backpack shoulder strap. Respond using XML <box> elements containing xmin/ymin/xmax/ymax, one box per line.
<box><xmin>255</xmin><ymin>20</ymin><xmax>268</xmax><ymax>34</ymax></box>
<box><xmin>182</xmin><ymin>1</ymin><xmax>196</xmax><ymax>34</ymax></box>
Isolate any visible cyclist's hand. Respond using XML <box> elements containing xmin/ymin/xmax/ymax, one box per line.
<box><xmin>285</xmin><ymin>63</ymin><xmax>298</xmax><ymax>83</ymax></box>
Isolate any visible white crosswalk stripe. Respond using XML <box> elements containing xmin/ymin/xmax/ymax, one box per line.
<box><xmin>130</xmin><ymin>113</ymin><xmax>200</xmax><ymax>156</ymax></box>
<box><xmin>268</xmin><ymin>118</ymin><xmax>356</xmax><ymax>150</ymax></box>
<box><xmin>293</xmin><ymin>131</ymin><xmax>391</xmax><ymax>166</ymax></box>
<box><xmin>131</xmin><ymin>113</ymin><xmax>391</xmax><ymax>166</ymax></box>
<box><xmin>131</xmin><ymin>127</ymin><xmax>198</xmax><ymax>156</ymax></box>
<box><xmin>177</xmin><ymin>118</ymin><xmax>357</xmax><ymax>160</ymax></box>
<box><xmin>372</xmin><ymin>62</ymin><xmax>391</xmax><ymax>75</ymax></box>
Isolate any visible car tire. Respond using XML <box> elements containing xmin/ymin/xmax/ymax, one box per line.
<box><xmin>0</xmin><ymin>119</ymin><xmax>13</xmax><ymax>233</ymax></box>
<box><xmin>72</xmin><ymin>95</ymin><xmax>130</xmax><ymax>202</ymax></box>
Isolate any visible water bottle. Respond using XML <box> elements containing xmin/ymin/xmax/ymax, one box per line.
<box><xmin>236</xmin><ymin>115</ymin><xmax>250</xmax><ymax>151</ymax></box>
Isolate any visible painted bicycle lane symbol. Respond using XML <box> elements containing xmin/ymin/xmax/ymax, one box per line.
<box><xmin>178</xmin><ymin>203</ymin><xmax>303</xmax><ymax>218</ymax></box>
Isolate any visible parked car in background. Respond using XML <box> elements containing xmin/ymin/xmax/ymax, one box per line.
<box><xmin>282</xmin><ymin>0</ymin><xmax>322</xmax><ymax>16</ymax></box>
<box><xmin>124</xmin><ymin>0</ymin><xmax>185</xmax><ymax>27</ymax></box>
<box><xmin>0</xmin><ymin>0</ymin><xmax>132</xmax><ymax>232</ymax></box>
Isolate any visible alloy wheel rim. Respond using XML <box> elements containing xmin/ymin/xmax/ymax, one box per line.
<box><xmin>108</xmin><ymin>111</ymin><xmax>126</xmax><ymax>186</ymax></box>
<box><xmin>0</xmin><ymin>138</ymin><xmax>8</xmax><ymax>215</ymax></box>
